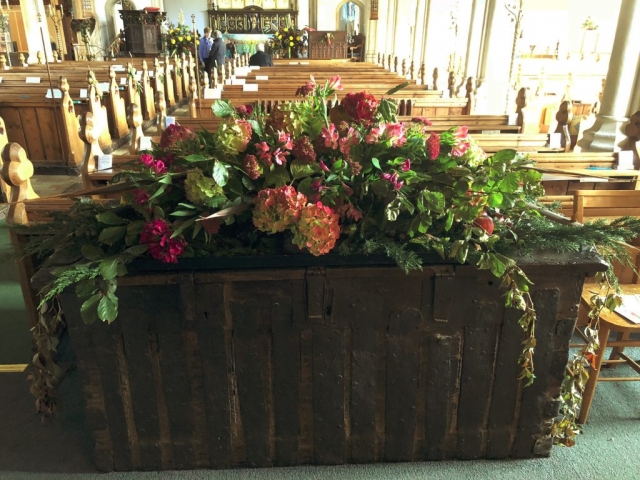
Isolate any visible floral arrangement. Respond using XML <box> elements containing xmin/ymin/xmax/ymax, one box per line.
<box><xmin>268</xmin><ymin>25</ymin><xmax>305</xmax><ymax>58</ymax></box>
<box><xmin>21</xmin><ymin>76</ymin><xmax>640</xmax><ymax>446</ymax></box>
<box><xmin>163</xmin><ymin>22</ymin><xmax>198</xmax><ymax>57</ymax></box>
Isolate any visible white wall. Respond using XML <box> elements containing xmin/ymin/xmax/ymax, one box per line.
<box><xmin>164</xmin><ymin>0</ymin><xmax>209</xmax><ymax>34</ymax></box>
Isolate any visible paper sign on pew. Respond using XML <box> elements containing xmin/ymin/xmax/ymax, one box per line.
<box><xmin>79</xmin><ymin>88</ymin><xmax>88</xmax><ymax>99</ymax></box>
<box><xmin>482</xmin><ymin>130</ymin><xmax>500</xmax><ymax>135</ymax></box>
<box><xmin>97</xmin><ymin>154</ymin><xmax>113</xmax><ymax>171</ymax></box>
<box><xmin>235</xmin><ymin>67</ymin><xmax>250</xmax><ymax>76</ymax></box>
<box><xmin>242</xmin><ymin>83</ymin><xmax>258</xmax><ymax>92</ymax></box>
<box><xmin>113</xmin><ymin>65</ymin><xmax>126</xmax><ymax>72</ymax></box>
<box><xmin>0</xmin><ymin>78</ymin><xmax>2</xmax><ymax>83</ymax></box>
<box><xmin>508</xmin><ymin>113</ymin><xmax>518</xmax><ymax>126</ymax></box>
<box><xmin>617</xmin><ymin>150</ymin><xmax>635</xmax><ymax>170</ymax></box>
<box><xmin>139</xmin><ymin>137</ymin><xmax>153</xmax><ymax>152</ymax></box>
<box><xmin>249</xmin><ymin>66</ymin><xmax>260</xmax><ymax>70</ymax></box>
<box><xmin>120</xmin><ymin>77</ymin><xmax>127</xmax><ymax>85</ymax></box>
<box><xmin>26</xmin><ymin>77</ymin><xmax>41</xmax><ymax>84</ymax></box>
<box><xmin>548</xmin><ymin>133</ymin><xmax>562</xmax><ymax>149</ymax></box>
<box><xmin>165</xmin><ymin>116</ymin><xmax>176</xmax><ymax>128</ymax></box>
<box><xmin>231</xmin><ymin>78</ymin><xmax>246</xmax><ymax>85</ymax></box>
<box><xmin>255</xmin><ymin>75</ymin><xmax>269</xmax><ymax>81</ymax></box>
<box><xmin>203</xmin><ymin>87</ymin><xmax>222</xmax><ymax>99</ymax></box>
<box><xmin>45</xmin><ymin>89</ymin><xmax>62</xmax><ymax>99</ymax></box>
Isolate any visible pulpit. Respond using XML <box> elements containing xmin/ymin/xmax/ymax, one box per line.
<box><xmin>120</xmin><ymin>9</ymin><xmax>166</xmax><ymax>57</ymax></box>
<box><xmin>308</xmin><ymin>31</ymin><xmax>348</xmax><ymax>59</ymax></box>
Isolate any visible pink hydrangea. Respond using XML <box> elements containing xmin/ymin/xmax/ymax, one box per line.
<box><xmin>292</xmin><ymin>136</ymin><xmax>317</xmax><ymax>164</ymax></box>
<box><xmin>291</xmin><ymin>202</ymin><xmax>341</xmax><ymax>256</ymax></box>
<box><xmin>252</xmin><ymin>186</ymin><xmax>308</xmax><ymax>234</ymax></box>
<box><xmin>236</xmin><ymin>104</ymin><xmax>254</xmax><ymax>117</ymax></box>
<box><xmin>215</xmin><ymin>119</ymin><xmax>253</xmax><ymax>155</ymax></box>
<box><xmin>139</xmin><ymin>219</ymin><xmax>187</xmax><ymax>264</ymax></box>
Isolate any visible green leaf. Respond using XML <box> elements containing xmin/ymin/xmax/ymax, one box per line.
<box><xmin>488</xmin><ymin>192</ymin><xmax>504</xmax><ymax>208</ymax></box>
<box><xmin>97</xmin><ymin>293</ymin><xmax>119</xmax><ymax>323</ymax></box>
<box><xmin>249</xmin><ymin>119</ymin><xmax>263</xmax><ymax>137</ymax></box>
<box><xmin>81</xmin><ymin>244</ymin><xmax>105</xmax><ymax>262</ymax></box>
<box><xmin>332</xmin><ymin>159</ymin><xmax>344</xmax><ymax>171</ymax></box>
<box><xmin>290</xmin><ymin>159</ymin><xmax>321</xmax><ymax>179</ymax></box>
<box><xmin>264</xmin><ymin>166</ymin><xmax>291</xmax><ymax>187</ymax></box>
<box><xmin>184</xmin><ymin>154</ymin><xmax>210</xmax><ymax>162</ymax></box>
<box><xmin>212</xmin><ymin>99</ymin><xmax>235</xmax><ymax>118</ymax></box>
<box><xmin>99</xmin><ymin>258</ymin><xmax>119</xmax><ymax>280</ymax></box>
<box><xmin>98</xmin><ymin>226</ymin><xmax>127</xmax><ymax>246</ymax></box>
<box><xmin>170</xmin><ymin>210</ymin><xmax>197</xmax><ymax>217</ymax></box>
<box><xmin>80</xmin><ymin>293</ymin><xmax>101</xmax><ymax>324</ymax></box>
<box><xmin>171</xmin><ymin>217</ymin><xmax>197</xmax><ymax>238</ymax></box>
<box><xmin>371</xmin><ymin>158</ymin><xmax>381</xmax><ymax>170</ymax></box>
<box><xmin>149</xmin><ymin>183</ymin><xmax>167</xmax><ymax>201</ymax></box>
<box><xmin>76</xmin><ymin>280</ymin><xmax>97</xmax><ymax>299</ymax></box>
<box><xmin>158</xmin><ymin>173</ymin><xmax>173</xmax><ymax>185</ymax></box>
<box><xmin>490</xmin><ymin>149</ymin><xmax>517</xmax><ymax>163</ymax></box>
<box><xmin>386</xmin><ymin>81</ymin><xmax>411</xmax><ymax>95</ymax></box>
<box><xmin>497</xmin><ymin>173</ymin><xmax>520</xmax><ymax>193</ymax></box>
<box><xmin>178</xmin><ymin>203</ymin><xmax>197</xmax><ymax>209</ymax></box>
<box><xmin>213</xmin><ymin>161</ymin><xmax>229</xmax><ymax>187</ymax></box>
<box><xmin>96</xmin><ymin>212</ymin><xmax>126</xmax><ymax>226</ymax></box>
<box><xmin>242</xmin><ymin>176</ymin><xmax>256</xmax><ymax>191</ymax></box>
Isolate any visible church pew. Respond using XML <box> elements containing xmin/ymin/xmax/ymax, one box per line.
<box><xmin>470</xmin><ymin>133</ymin><xmax>550</xmax><ymax>153</ymax></box>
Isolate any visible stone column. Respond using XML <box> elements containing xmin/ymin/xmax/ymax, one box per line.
<box><xmin>579</xmin><ymin>0</ymin><xmax>640</xmax><ymax>151</ymax></box>
<box><xmin>373</xmin><ymin>0</ymin><xmax>389</xmax><ymax>62</ymax></box>
<box><xmin>20</xmin><ymin>0</ymin><xmax>54</xmax><ymax>64</ymax></box>
<box><xmin>411</xmin><ymin>0</ymin><xmax>427</xmax><ymax>67</ymax></box>
<box><xmin>364</xmin><ymin>1</ymin><xmax>378</xmax><ymax>63</ymax></box>
<box><xmin>385</xmin><ymin>0</ymin><xmax>397</xmax><ymax>58</ymax></box>
<box><xmin>464</xmin><ymin>0</ymin><xmax>489</xmax><ymax>80</ymax></box>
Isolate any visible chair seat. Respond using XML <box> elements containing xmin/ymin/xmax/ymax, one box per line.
<box><xmin>581</xmin><ymin>283</ymin><xmax>640</xmax><ymax>332</ymax></box>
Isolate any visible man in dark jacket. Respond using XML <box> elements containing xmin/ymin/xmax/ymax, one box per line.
<box><xmin>209</xmin><ymin>30</ymin><xmax>226</xmax><ymax>69</ymax></box>
<box><xmin>249</xmin><ymin>43</ymin><xmax>273</xmax><ymax>67</ymax></box>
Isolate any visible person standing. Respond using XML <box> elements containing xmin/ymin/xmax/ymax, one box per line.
<box><xmin>199</xmin><ymin>28</ymin><xmax>214</xmax><ymax>77</ymax></box>
<box><xmin>210</xmin><ymin>30</ymin><xmax>227</xmax><ymax>69</ymax></box>
<box><xmin>248</xmin><ymin>43</ymin><xmax>273</xmax><ymax>67</ymax></box>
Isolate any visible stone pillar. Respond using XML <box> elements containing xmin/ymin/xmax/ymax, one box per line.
<box><xmin>411</xmin><ymin>0</ymin><xmax>427</xmax><ymax>67</ymax></box>
<box><xmin>385</xmin><ymin>0</ymin><xmax>397</xmax><ymax>57</ymax></box>
<box><xmin>579</xmin><ymin>0</ymin><xmax>640</xmax><ymax>151</ymax></box>
<box><xmin>373</xmin><ymin>0</ymin><xmax>389</xmax><ymax>62</ymax></box>
<box><xmin>20</xmin><ymin>0</ymin><xmax>54</xmax><ymax>64</ymax></box>
<box><xmin>364</xmin><ymin>1</ymin><xmax>378</xmax><ymax>63</ymax></box>
<box><xmin>308</xmin><ymin>0</ymin><xmax>317</xmax><ymax>30</ymax></box>
<box><xmin>464</xmin><ymin>0</ymin><xmax>489</xmax><ymax>80</ymax></box>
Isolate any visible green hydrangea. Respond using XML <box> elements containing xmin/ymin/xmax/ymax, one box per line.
<box><xmin>184</xmin><ymin>168</ymin><xmax>225</xmax><ymax>207</ymax></box>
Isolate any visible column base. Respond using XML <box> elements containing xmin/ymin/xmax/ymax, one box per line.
<box><xmin>577</xmin><ymin>114</ymin><xmax>629</xmax><ymax>152</ymax></box>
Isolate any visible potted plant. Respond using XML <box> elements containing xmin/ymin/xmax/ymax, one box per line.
<box><xmin>19</xmin><ymin>77</ymin><xmax>640</xmax><ymax>470</ymax></box>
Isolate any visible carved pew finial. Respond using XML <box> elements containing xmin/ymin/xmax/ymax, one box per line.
<box><xmin>0</xmin><ymin>116</ymin><xmax>12</xmax><ymax>202</ymax></box>
<box><xmin>78</xmin><ymin>111</ymin><xmax>105</xmax><ymax>190</ymax></box>
<box><xmin>18</xmin><ymin>53</ymin><xmax>26</xmax><ymax>66</ymax></box>
<box><xmin>189</xmin><ymin>77</ymin><xmax>198</xmax><ymax>119</ymax></box>
<box><xmin>1</xmin><ymin>143</ymin><xmax>40</xmax><ymax>226</ymax></box>
<box><xmin>432</xmin><ymin>67</ymin><xmax>438</xmax><ymax>90</ymax></box>
<box><xmin>401</xmin><ymin>58</ymin><xmax>406</xmax><ymax>77</ymax></box>
<box><xmin>464</xmin><ymin>77</ymin><xmax>477</xmax><ymax>115</ymax></box>
<box><xmin>126</xmin><ymin>104</ymin><xmax>143</xmax><ymax>155</ymax></box>
<box><xmin>622</xmin><ymin>111</ymin><xmax>640</xmax><ymax>166</ymax></box>
<box><xmin>394</xmin><ymin>56</ymin><xmax>398</xmax><ymax>74</ymax></box>
<box><xmin>377</xmin><ymin>52</ymin><xmax>381</xmax><ymax>65</ymax></box>
<box><xmin>0</xmin><ymin>55</ymin><xmax>6</xmax><ymax>70</ymax></box>
<box><xmin>156</xmin><ymin>90</ymin><xmax>167</xmax><ymax>132</ymax></box>
<box><xmin>554</xmin><ymin>100</ymin><xmax>574</xmax><ymax>152</ymax></box>
<box><xmin>409</xmin><ymin>60</ymin><xmax>415</xmax><ymax>81</ymax></box>
<box><xmin>37</xmin><ymin>51</ymin><xmax>45</xmax><ymax>65</ymax></box>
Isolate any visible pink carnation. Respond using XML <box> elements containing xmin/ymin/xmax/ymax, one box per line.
<box><xmin>291</xmin><ymin>202</ymin><xmax>341</xmax><ymax>256</ymax></box>
<box><xmin>252</xmin><ymin>186</ymin><xmax>308</xmax><ymax>234</ymax></box>
<box><xmin>139</xmin><ymin>219</ymin><xmax>187</xmax><ymax>264</ymax></box>
<box><xmin>341</xmin><ymin>91</ymin><xmax>379</xmax><ymax>124</ymax></box>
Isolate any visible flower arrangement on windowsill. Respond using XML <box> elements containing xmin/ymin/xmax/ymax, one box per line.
<box><xmin>19</xmin><ymin>77</ymin><xmax>640</xmax><ymax>447</ymax></box>
<box><xmin>163</xmin><ymin>21</ymin><xmax>198</xmax><ymax>57</ymax></box>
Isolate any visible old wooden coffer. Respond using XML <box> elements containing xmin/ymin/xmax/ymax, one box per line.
<box><xmin>62</xmin><ymin>253</ymin><xmax>604</xmax><ymax>471</ymax></box>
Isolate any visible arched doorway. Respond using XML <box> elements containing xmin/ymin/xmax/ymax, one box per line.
<box><xmin>336</xmin><ymin>0</ymin><xmax>363</xmax><ymax>38</ymax></box>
